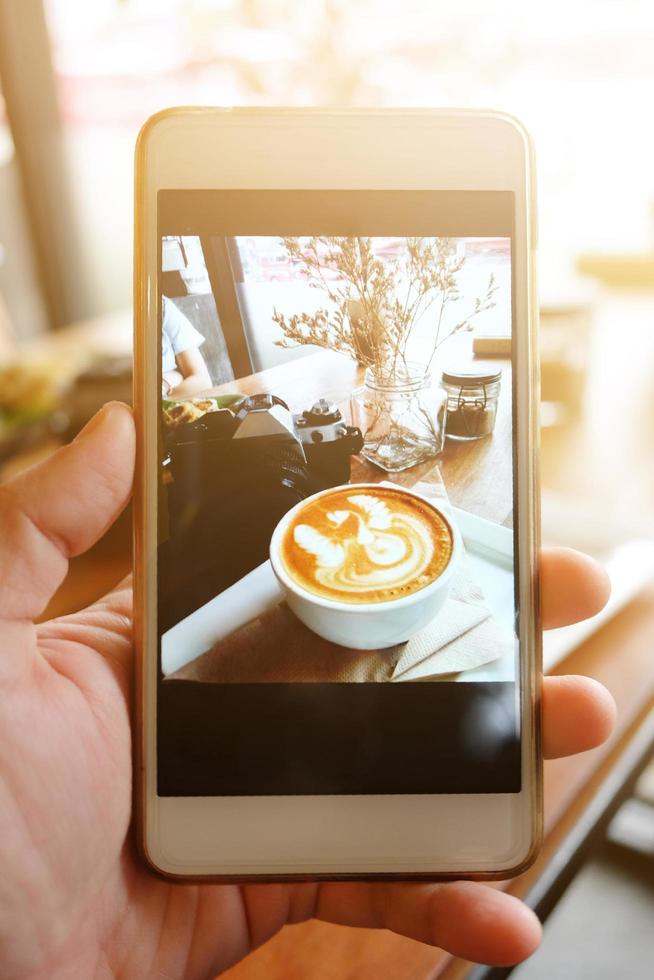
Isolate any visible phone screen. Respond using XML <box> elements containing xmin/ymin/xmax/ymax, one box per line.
<box><xmin>156</xmin><ymin>190</ymin><xmax>521</xmax><ymax>796</ymax></box>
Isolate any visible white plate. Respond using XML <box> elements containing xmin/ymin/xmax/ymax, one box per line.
<box><xmin>162</xmin><ymin>501</ymin><xmax>519</xmax><ymax>681</ymax></box>
<box><xmin>439</xmin><ymin>507</ymin><xmax>515</xmax><ymax>683</ymax></box>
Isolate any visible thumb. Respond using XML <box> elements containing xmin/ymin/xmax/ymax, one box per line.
<box><xmin>0</xmin><ymin>402</ymin><xmax>135</xmax><ymax>621</ymax></box>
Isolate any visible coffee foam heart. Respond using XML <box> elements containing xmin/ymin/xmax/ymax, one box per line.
<box><xmin>281</xmin><ymin>487</ymin><xmax>453</xmax><ymax>604</ymax></box>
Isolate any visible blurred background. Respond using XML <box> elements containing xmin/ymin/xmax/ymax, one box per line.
<box><xmin>0</xmin><ymin>2</ymin><xmax>652</xmax><ymax>977</ymax></box>
<box><xmin>2</xmin><ymin>1</ymin><xmax>654</xmax><ymax>329</ymax></box>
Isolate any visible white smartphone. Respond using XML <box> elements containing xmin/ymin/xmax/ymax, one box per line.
<box><xmin>134</xmin><ymin>108</ymin><xmax>541</xmax><ymax>880</ymax></box>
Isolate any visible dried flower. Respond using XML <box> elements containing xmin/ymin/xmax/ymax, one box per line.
<box><xmin>272</xmin><ymin>237</ymin><xmax>497</xmax><ymax>382</ymax></box>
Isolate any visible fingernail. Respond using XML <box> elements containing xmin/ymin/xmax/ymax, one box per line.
<box><xmin>73</xmin><ymin>402</ymin><xmax>113</xmax><ymax>442</ymax></box>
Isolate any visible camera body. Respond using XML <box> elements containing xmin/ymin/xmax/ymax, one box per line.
<box><xmin>160</xmin><ymin>394</ymin><xmax>363</xmax><ymax>627</ymax></box>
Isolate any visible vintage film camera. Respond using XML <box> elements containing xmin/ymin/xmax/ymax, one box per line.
<box><xmin>160</xmin><ymin>395</ymin><xmax>363</xmax><ymax>627</ymax></box>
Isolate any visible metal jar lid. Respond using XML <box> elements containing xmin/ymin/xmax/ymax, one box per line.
<box><xmin>441</xmin><ymin>365</ymin><xmax>503</xmax><ymax>387</ymax></box>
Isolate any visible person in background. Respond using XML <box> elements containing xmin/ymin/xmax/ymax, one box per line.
<box><xmin>162</xmin><ymin>295</ymin><xmax>211</xmax><ymax>397</ymax></box>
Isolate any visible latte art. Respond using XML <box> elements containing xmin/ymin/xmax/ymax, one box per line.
<box><xmin>281</xmin><ymin>487</ymin><xmax>453</xmax><ymax>604</ymax></box>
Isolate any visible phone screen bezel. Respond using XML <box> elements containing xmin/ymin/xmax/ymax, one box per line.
<box><xmin>134</xmin><ymin>108</ymin><xmax>541</xmax><ymax>879</ymax></box>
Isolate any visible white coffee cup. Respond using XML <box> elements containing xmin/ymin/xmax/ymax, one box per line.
<box><xmin>269</xmin><ymin>483</ymin><xmax>461</xmax><ymax>650</ymax></box>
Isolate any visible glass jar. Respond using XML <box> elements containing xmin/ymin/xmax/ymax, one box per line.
<box><xmin>441</xmin><ymin>367</ymin><xmax>502</xmax><ymax>441</ymax></box>
<box><xmin>350</xmin><ymin>364</ymin><xmax>446</xmax><ymax>472</ymax></box>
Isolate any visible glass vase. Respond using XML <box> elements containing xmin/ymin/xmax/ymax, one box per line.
<box><xmin>350</xmin><ymin>365</ymin><xmax>446</xmax><ymax>473</ymax></box>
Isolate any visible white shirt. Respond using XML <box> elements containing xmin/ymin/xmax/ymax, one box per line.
<box><xmin>162</xmin><ymin>296</ymin><xmax>205</xmax><ymax>373</ymax></box>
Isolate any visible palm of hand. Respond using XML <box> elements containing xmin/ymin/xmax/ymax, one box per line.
<box><xmin>1</xmin><ymin>592</ymin><xmax>131</xmax><ymax>977</ymax></box>
<box><xmin>0</xmin><ymin>404</ymin><xmax>614</xmax><ymax>980</ymax></box>
<box><xmin>2</xmin><ymin>588</ymin><xmax>271</xmax><ymax>979</ymax></box>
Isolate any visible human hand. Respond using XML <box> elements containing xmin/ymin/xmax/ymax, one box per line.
<box><xmin>0</xmin><ymin>403</ymin><xmax>615</xmax><ymax>979</ymax></box>
<box><xmin>162</xmin><ymin>369</ymin><xmax>183</xmax><ymax>397</ymax></box>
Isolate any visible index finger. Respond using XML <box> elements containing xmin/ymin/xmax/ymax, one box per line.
<box><xmin>541</xmin><ymin>547</ymin><xmax>610</xmax><ymax>630</ymax></box>
<box><xmin>308</xmin><ymin>880</ymin><xmax>541</xmax><ymax>966</ymax></box>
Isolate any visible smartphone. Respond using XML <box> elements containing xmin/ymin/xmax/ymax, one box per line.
<box><xmin>134</xmin><ymin>108</ymin><xmax>541</xmax><ymax>880</ymax></box>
